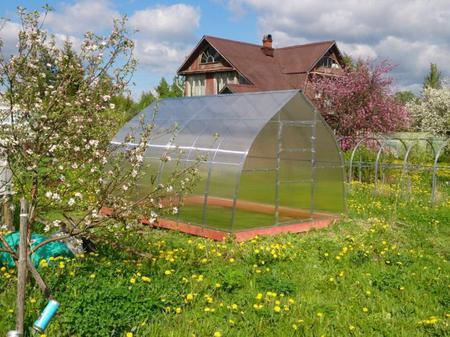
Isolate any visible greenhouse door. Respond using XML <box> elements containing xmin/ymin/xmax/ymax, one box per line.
<box><xmin>275</xmin><ymin>119</ymin><xmax>317</xmax><ymax>224</ymax></box>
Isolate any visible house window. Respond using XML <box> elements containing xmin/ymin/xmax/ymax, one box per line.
<box><xmin>189</xmin><ymin>75</ymin><xmax>206</xmax><ymax>96</ymax></box>
<box><xmin>318</xmin><ymin>56</ymin><xmax>340</xmax><ymax>69</ymax></box>
<box><xmin>216</xmin><ymin>72</ymin><xmax>237</xmax><ymax>93</ymax></box>
<box><xmin>201</xmin><ymin>47</ymin><xmax>222</xmax><ymax>64</ymax></box>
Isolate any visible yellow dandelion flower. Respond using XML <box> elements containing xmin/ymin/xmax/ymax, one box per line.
<box><xmin>349</xmin><ymin>325</ymin><xmax>355</xmax><ymax>330</ymax></box>
<box><xmin>274</xmin><ymin>306</ymin><xmax>281</xmax><ymax>313</ymax></box>
<box><xmin>186</xmin><ymin>293</ymin><xmax>194</xmax><ymax>301</ymax></box>
<box><xmin>164</xmin><ymin>270</ymin><xmax>172</xmax><ymax>275</ymax></box>
<box><xmin>175</xmin><ymin>307</ymin><xmax>182</xmax><ymax>314</ymax></box>
<box><xmin>213</xmin><ymin>332</ymin><xmax>222</xmax><ymax>337</ymax></box>
<box><xmin>362</xmin><ymin>307</ymin><xmax>369</xmax><ymax>313</ymax></box>
<box><xmin>141</xmin><ymin>276</ymin><xmax>151</xmax><ymax>283</ymax></box>
<box><xmin>89</xmin><ymin>273</ymin><xmax>96</xmax><ymax>279</ymax></box>
<box><xmin>126</xmin><ymin>333</ymin><xmax>133</xmax><ymax>337</ymax></box>
<box><xmin>130</xmin><ymin>277</ymin><xmax>136</xmax><ymax>284</ymax></box>
<box><xmin>317</xmin><ymin>312</ymin><xmax>324</xmax><ymax>317</ymax></box>
<box><xmin>229</xmin><ymin>258</ymin><xmax>235</xmax><ymax>263</ymax></box>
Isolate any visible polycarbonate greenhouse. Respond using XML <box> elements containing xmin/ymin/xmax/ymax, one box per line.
<box><xmin>113</xmin><ymin>90</ymin><xmax>345</xmax><ymax>239</ymax></box>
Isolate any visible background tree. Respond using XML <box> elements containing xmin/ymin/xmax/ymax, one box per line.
<box><xmin>312</xmin><ymin>60</ymin><xmax>410</xmax><ymax>149</ymax></box>
<box><xmin>155</xmin><ymin>77</ymin><xmax>183</xmax><ymax>98</ymax></box>
<box><xmin>0</xmin><ymin>7</ymin><xmax>198</xmax><ymax>333</ymax></box>
<box><xmin>423</xmin><ymin>63</ymin><xmax>442</xmax><ymax>90</ymax></box>
<box><xmin>395</xmin><ymin>90</ymin><xmax>417</xmax><ymax>105</ymax></box>
<box><xmin>407</xmin><ymin>83</ymin><xmax>450</xmax><ymax>137</ymax></box>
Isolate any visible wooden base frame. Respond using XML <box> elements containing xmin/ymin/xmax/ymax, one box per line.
<box><xmin>101</xmin><ymin>196</ymin><xmax>338</xmax><ymax>242</ymax></box>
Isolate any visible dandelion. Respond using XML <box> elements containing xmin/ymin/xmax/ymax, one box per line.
<box><xmin>256</xmin><ymin>293</ymin><xmax>263</xmax><ymax>300</ymax></box>
<box><xmin>362</xmin><ymin>307</ymin><xmax>369</xmax><ymax>313</ymax></box>
<box><xmin>175</xmin><ymin>307</ymin><xmax>182</xmax><ymax>314</ymax></box>
<box><xmin>89</xmin><ymin>273</ymin><xmax>96</xmax><ymax>279</ymax></box>
<box><xmin>317</xmin><ymin>312</ymin><xmax>324</xmax><ymax>317</ymax></box>
<box><xmin>213</xmin><ymin>332</ymin><xmax>222</xmax><ymax>337</ymax></box>
<box><xmin>349</xmin><ymin>325</ymin><xmax>355</xmax><ymax>330</ymax></box>
<box><xmin>130</xmin><ymin>277</ymin><xmax>136</xmax><ymax>284</ymax></box>
<box><xmin>274</xmin><ymin>306</ymin><xmax>281</xmax><ymax>313</ymax></box>
<box><xmin>141</xmin><ymin>276</ymin><xmax>151</xmax><ymax>283</ymax></box>
<box><xmin>164</xmin><ymin>270</ymin><xmax>172</xmax><ymax>275</ymax></box>
<box><xmin>186</xmin><ymin>293</ymin><xmax>194</xmax><ymax>301</ymax></box>
<box><xmin>126</xmin><ymin>333</ymin><xmax>133</xmax><ymax>337</ymax></box>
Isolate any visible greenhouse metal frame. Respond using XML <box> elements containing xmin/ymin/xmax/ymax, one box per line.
<box><xmin>113</xmin><ymin>90</ymin><xmax>346</xmax><ymax>240</ymax></box>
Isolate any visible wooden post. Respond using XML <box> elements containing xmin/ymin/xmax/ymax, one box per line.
<box><xmin>16</xmin><ymin>198</ymin><xmax>28</xmax><ymax>334</ymax></box>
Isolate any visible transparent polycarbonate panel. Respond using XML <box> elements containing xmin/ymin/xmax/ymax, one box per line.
<box><xmin>281</xmin><ymin>125</ymin><xmax>313</xmax><ymax>163</ymax></box>
<box><xmin>313</xmin><ymin>166</ymin><xmax>345</xmax><ymax>214</ymax></box>
<box><xmin>204</xmin><ymin>163</ymin><xmax>239</xmax><ymax>231</ymax></box>
<box><xmin>278</xmin><ymin>150</ymin><xmax>313</xmax><ymax>215</ymax></box>
<box><xmin>244</xmin><ymin>121</ymin><xmax>277</xmax><ymax>170</ymax></box>
<box><xmin>177</xmin><ymin>161</ymin><xmax>209</xmax><ymax>226</ymax></box>
<box><xmin>235</xmin><ymin>170</ymin><xmax>276</xmax><ymax>229</ymax></box>
<box><xmin>314</xmin><ymin>118</ymin><xmax>342</xmax><ymax>165</ymax></box>
<box><xmin>279</xmin><ymin>94</ymin><xmax>315</xmax><ymax>122</ymax></box>
<box><xmin>278</xmin><ymin>182</ymin><xmax>312</xmax><ymax>221</ymax></box>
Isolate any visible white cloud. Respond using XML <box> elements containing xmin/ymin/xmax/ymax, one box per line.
<box><xmin>129</xmin><ymin>4</ymin><xmax>201</xmax><ymax>73</ymax></box>
<box><xmin>0</xmin><ymin>20</ymin><xmax>21</xmax><ymax>57</ymax></box>
<box><xmin>129</xmin><ymin>4</ymin><xmax>199</xmax><ymax>42</ymax></box>
<box><xmin>46</xmin><ymin>0</ymin><xmax>119</xmax><ymax>35</ymax></box>
<box><xmin>228</xmin><ymin>0</ymin><xmax>450</xmax><ymax>92</ymax></box>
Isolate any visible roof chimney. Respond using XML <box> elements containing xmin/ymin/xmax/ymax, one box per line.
<box><xmin>261</xmin><ymin>34</ymin><xmax>274</xmax><ymax>56</ymax></box>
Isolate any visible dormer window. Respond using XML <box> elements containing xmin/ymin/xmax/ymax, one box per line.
<box><xmin>201</xmin><ymin>46</ymin><xmax>222</xmax><ymax>64</ymax></box>
<box><xmin>318</xmin><ymin>56</ymin><xmax>340</xmax><ymax>69</ymax></box>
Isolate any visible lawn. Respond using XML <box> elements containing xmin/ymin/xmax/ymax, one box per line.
<box><xmin>0</xmin><ymin>182</ymin><xmax>449</xmax><ymax>337</ymax></box>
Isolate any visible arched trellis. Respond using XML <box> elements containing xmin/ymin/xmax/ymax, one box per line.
<box><xmin>347</xmin><ymin>137</ymin><xmax>383</xmax><ymax>190</ymax></box>
<box><xmin>431</xmin><ymin>139</ymin><xmax>449</xmax><ymax>204</ymax></box>
<box><xmin>373</xmin><ymin>137</ymin><xmax>407</xmax><ymax>192</ymax></box>
<box><xmin>340</xmin><ymin>135</ymin><xmax>448</xmax><ymax>205</ymax></box>
<box><xmin>400</xmin><ymin>139</ymin><xmax>436</xmax><ymax>196</ymax></box>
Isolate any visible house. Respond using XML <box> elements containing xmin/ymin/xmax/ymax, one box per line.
<box><xmin>177</xmin><ymin>34</ymin><xmax>345</xmax><ymax>98</ymax></box>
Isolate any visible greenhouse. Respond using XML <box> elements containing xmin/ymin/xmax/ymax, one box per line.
<box><xmin>113</xmin><ymin>90</ymin><xmax>345</xmax><ymax>240</ymax></box>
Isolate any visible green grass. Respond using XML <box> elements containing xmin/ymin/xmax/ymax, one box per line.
<box><xmin>0</xmin><ymin>182</ymin><xmax>449</xmax><ymax>337</ymax></box>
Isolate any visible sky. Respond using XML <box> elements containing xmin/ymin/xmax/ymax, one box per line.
<box><xmin>1</xmin><ymin>0</ymin><xmax>449</xmax><ymax>98</ymax></box>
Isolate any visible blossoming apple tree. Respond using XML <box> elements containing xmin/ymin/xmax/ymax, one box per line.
<box><xmin>0</xmin><ymin>7</ymin><xmax>198</xmax><ymax>333</ymax></box>
<box><xmin>312</xmin><ymin>60</ymin><xmax>410</xmax><ymax>149</ymax></box>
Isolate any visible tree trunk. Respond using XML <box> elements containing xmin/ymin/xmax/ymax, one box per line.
<box><xmin>3</xmin><ymin>196</ymin><xmax>14</xmax><ymax>232</ymax></box>
<box><xmin>15</xmin><ymin>199</ymin><xmax>28</xmax><ymax>334</ymax></box>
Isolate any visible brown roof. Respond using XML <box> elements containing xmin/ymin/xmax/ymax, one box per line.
<box><xmin>178</xmin><ymin>35</ymin><xmax>338</xmax><ymax>92</ymax></box>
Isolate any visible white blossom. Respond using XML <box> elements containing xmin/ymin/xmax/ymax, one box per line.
<box><xmin>407</xmin><ymin>84</ymin><xmax>450</xmax><ymax>136</ymax></box>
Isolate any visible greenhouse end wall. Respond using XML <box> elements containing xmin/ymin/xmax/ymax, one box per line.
<box><xmin>113</xmin><ymin>90</ymin><xmax>345</xmax><ymax>237</ymax></box>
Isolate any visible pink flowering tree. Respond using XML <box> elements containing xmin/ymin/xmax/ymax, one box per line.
<box><xmin>0</xmin><ymin>7</ymin><xmax>198</xmax><ymax>333</ymax></box>
<box><xmin>312</xmin><ymin>60</ymin><xmax>410</xmax><ymax>149</ymax></box>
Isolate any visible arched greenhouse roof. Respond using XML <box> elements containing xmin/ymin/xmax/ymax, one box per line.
<box><xmin>113</xmin><ymin>90</ymin><xmax>345</xmax><ymax>236</ymax></box>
